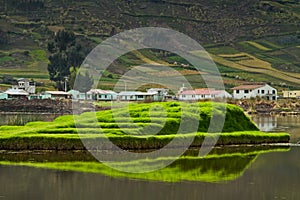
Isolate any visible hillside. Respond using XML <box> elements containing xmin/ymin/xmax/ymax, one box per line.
<box><xmin>0</xmin><ymin>0</ymin><xmax>299</xmax><ymax>91</ymax></box>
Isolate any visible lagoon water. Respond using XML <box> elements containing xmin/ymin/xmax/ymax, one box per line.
<box><xmin>0</xmin><ymin>115</ymin><xmax>299</xmax><ymax>200</ymax></box>
<box><xmin>0</xmin><ymin>148</ymin><xmax>300</xmax><ymax>200</ymax></box>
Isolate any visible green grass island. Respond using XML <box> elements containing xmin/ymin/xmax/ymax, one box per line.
<box><xmin>0</xmin><ymin>102</ymin><xmax>290</xmax><ymax>151</ymax></box>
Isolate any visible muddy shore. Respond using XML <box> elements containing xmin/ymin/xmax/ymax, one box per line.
<box><xmin>0</xmin><ymin>99</ymin><xmax>109</xmax><ymax>114</ymax></box>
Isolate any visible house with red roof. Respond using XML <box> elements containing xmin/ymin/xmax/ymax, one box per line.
<box><xmin>178</xmin><ymin>87</ymin><xmax>232</xmax><ymax>101</ymax></box>
<box><xmin>231</xmin><ymin>83</ymin><xmax>277</xmax><ymax>100</ymax></box>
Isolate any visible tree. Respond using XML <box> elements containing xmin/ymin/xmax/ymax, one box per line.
<box><xmin>47</xmin><ymin>30</ymin><xmax>78</xmax><ymax>90</ymax></box>
<box><xmin>47</xmin><ymin>52</ymin><xmax>70</xmax><ymax>90</ymax></box>
<box><xmin>75</xmin><ymin>71</ymin><xmax>93</xmax><ymax>100</ymax></box>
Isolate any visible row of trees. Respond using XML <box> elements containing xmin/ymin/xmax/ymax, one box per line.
<box><xmin>47</xmin><ymin>30</ymin><xmax>93</xmax><ymax>93</ymax></box>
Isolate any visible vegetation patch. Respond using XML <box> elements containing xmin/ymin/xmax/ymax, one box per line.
<box><xmin>245</xmin><ymin>41</ymin><xmax>271</xmax><ymax>51</ymax></box>
<box><xmin>0</xmin><ymin>103</ymin><xmax>290</xmax><ymax>150</ymax></box>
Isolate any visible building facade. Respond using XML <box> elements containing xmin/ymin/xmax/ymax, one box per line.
<box><xmin>40</xmin><ymin>91</ymin><xmax>71</xmax><ymax>100</ymax></box>
<box><xmin>282</xmin><ymin>90</ymin><xmax>300</xmax><ymax>98</ymax></box>
<box><xmin>16</xmin><ymin>78</ymin><xmax>36</xmax><ymax>94</ymax></box>
<box><xmin>118</xmin><ymin>91</ymin><xmax>157</xmax><ymax>101</ymax></box>
<box><xmin>231</xmin><ymin>84</ymin><xmax>277</xmax><ymax>100</ymax></box>
<box><xmin>178</xmin><ymin>88</ymin><xmax>232</xmax><ymax>101</ymax></box>
<box><xmin>87</xmin><ymin>89</ymin><xmax>117</xmax><ymax>101</ymax></box>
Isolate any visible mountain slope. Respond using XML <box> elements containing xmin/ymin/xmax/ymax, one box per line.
<box><xmin>0</xmin><ymin>0</ymin><xmax>299</xmax><ymax>90</ymax></box>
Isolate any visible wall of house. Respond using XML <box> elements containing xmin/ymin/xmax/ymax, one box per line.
<box><xmin>178</xmin><ymin>94</ymin><xmax>214</xmax><ymax>101</ymax></box>
<box><xmin>0</xmin><ymin>93</ymin><xmax>8</xmax><ymax>100</ymax></box>
<box><xmin>233</xmin><ymin>85</ymin><xmax>277</xmax><ymax>100</ymax></box>
<box><xmin>283</xmin><ymin>91</ymin><xmax>300</xmax><ymax>98</ymax></box>
<box><xmin>96</xmin><ymin>94</ymin><xmax>117</xmax><ymax>101</ymax></box>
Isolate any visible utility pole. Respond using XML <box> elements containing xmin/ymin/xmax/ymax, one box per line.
<box><xmin>64</xmin><ymin>76</ymin><xmax>68</xmax><ymax>92</ymax></box>
<box><xmin>124</xmin><ymin>80</ymin><xmax>127</xmax><ymax>92</ymax></box>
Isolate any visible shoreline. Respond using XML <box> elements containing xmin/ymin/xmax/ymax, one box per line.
<box><xmin>0</xmin><ymin>102</ymin><xmax>291</xmax><ymax>151</ymax></box>
<box><xmin>0</xmin><ymin>132</ymin><xmax>290</xmax><ymax>151</ymax></box>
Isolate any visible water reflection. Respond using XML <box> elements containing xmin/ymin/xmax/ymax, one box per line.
<box><xmin>0</xmin><ymin>146</ymin><xmax>289</xmax><ymax>183</ymax></box>
<box><xmin>252</xmin><ymin>115</ymin><xmax>300</xmax><ymax>143</ymax></box>
<box><xmin>252</xmin><ymin>116</ymin><xmax>277</xmax><ymax>132</ymax></box>
<box><xmin>1</xmin><ymin>147</ymin><xmax>300</xmax><ymax>200</ymax></box>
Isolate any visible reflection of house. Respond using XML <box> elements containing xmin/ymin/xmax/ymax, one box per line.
<box><xmin>282</xmin><ymin>90</ymin><xmax>300</xmax><ymax>98</ymax></box>
<box><xmin>40</xmin><ymin>91</ymin><xmax>71</xmax><ymax>100</ymax></box>
<box><xmin>178</xmin><ymin>87</ymin><xmax>232</xmax><ymax>101</ymax></box>
<box><xmin>87</xmin><ymin>89</ymin><xmax>117</xmax><ymax>101</ymax></box>
<box><xmin>231</xmin><ymin>83</ymin><xmax>277</xmax><ymax>100</ymax></box>
<box><xmin>16</xmin><ymin>78</ymin><xmax>36</xmax><ymax>94</ymax></box>
<box><xmin>252</xmin><ymin>116</ymin><xmax>277</xmax><ymax>132</ymax></box>
<box><xmin>4</xmin><ymin>87</ymin><xmax>29</xmax><ymax>99</ymax></box>
<box><xmin>118</xmin><ymin>91</ymin><xmax>157</xmax><ymax>101</ymax></box>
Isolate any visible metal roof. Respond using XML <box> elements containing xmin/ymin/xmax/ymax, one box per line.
<box><xmin>87</xmin><ymin>89</ymin><xmax>117</xmax><ymax>94</ymax></box>
<box><xmin>45</xmin><ymin>91</ymin><xmax>69</xmax><ymax>95</ymax></box>
<box><xmin>118</xmin><ymin>91</ymin><xmax>157</xmax><ymax>96</ymax></box>
<box><xmin>5</xmin><ymin>88</ymin><xmax>29</xmax><ymax>96</ymax></box>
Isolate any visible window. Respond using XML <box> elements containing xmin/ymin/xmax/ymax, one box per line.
<box><xmin>182</xmin><ymin>95</ymin><xmax>186</xmax><ymax>98</ymax></box>
<box><xmin>258</xmin><ymin>90</ymin><xmax>260</xmax><ymax>94</ymax></box>
<box><xmin>273</xmin><ymin>90</ymin><xmax>276</xmax><ymax>94</ymax></box>
<box><xmin>245</xmin><ymin>90</ymin><xmax>249</xmax><ymax>94</ymax></box>
<box><xmin>105</xmin><ymin>95</ymin><xmax>107</xmax><ymax>98</ymax></box>
<box><xmin>201</xmin><ymin>95</ymin><xmax>204</xmax><ymax>98</ymax></box>
<box><xmin>261</xmin><ymin>90</ymin><xmax>265</xmax><ymax>94</ymax></box>
<box><xmin>192</xmin><ymin>95</ymin><xmax>195</xmax><ymax>98</ymax></box>
<box><xmin>236</xmin><ymin>90</ymin><xmax>240</xmax><ymax>94</ymax></box>
<box><xmin>137</xmin><ymin>95</ymin><xmax>143</xmax><ymax>98</ymax></box>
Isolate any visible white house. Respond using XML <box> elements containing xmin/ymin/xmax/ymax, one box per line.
<box><xmin>4</xmin><ymin>87</ymin><xmax>29</xmax><ymax>99</ymax></box>
<box><xmin>178</xmin><ymin>88</ymin><xmax>232</xmax><ymax>101</ymax></box>
<box><xmin>231</xmin><ymin>83</ymin><xmax>277</xmax><ymax>100</ymax></box>
<box><xmin>118</xmin><ymin>91</ymin><xmax>157</xmax><ymax>101</ymax></box>
<box><xmin>40</xmin><ymin>91</ymin><xmax>71</xmax><ymax>100</ymax></box>
<box><xmin>147</xmin><ymin>88</ymin><xmax>169</xmax><ymax>96</ymax></box>
<box><xmin>16</xmin><ymin>78</ymin><xmax>36</xmax><ymax>94</ymax></box>
<box><xmin>87</xmin><ymin>89</ymin><xmax>118</xmax><ymax>101</ymax></box>
<box><xmin>68</xmin><ymin>90</ymin><xmax>87</xmax><ymax>101</ymax></box>
<box><xmin>146</xmin><ymin>88</ymin><xmax>169</xmax><ymax>101</ymax></box>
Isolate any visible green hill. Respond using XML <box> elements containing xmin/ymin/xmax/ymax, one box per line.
<box><xmin>0</xmin><ymin>0</ymin><xmax>299</xmax><ymax>90</ymax></box>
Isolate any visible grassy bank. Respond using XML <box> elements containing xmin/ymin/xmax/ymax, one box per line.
<box><xmin>0</xmin><ymin>102</ymin><xmax>290</xmax><ymax>150</ymax></box>
<box><xmin>0</xmin><ymin>132</ymin><xmax>290</xmax><ymax>151</ymax></box>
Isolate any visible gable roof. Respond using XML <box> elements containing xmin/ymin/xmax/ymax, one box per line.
<box><xmin>118</xmin><ymin>91</ymin><xmax>157</xmax><ymax>96</ymax></box>
<box><xmin>87</xmin><ymin>89</ymin><xmax>117</xmax><ymax>94</ymax></box>
<box><xmin>179</xmin><ymin>88</ymin><xmax>224</xmax><ymax>95</ymax></box>
<box><xmin>46</xmin><ymin>91</ymin><xmax>69</xmax><ymax>95</ymax></box>
<box><xmin>5</xmin><ymin>88</ymin><xmax>29</xmax><ymax>96</ymax></box>
<box><xmin>231</xmin><ymin>84</ymin><xmax>265</xmax><ymax>90</ymax></box>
